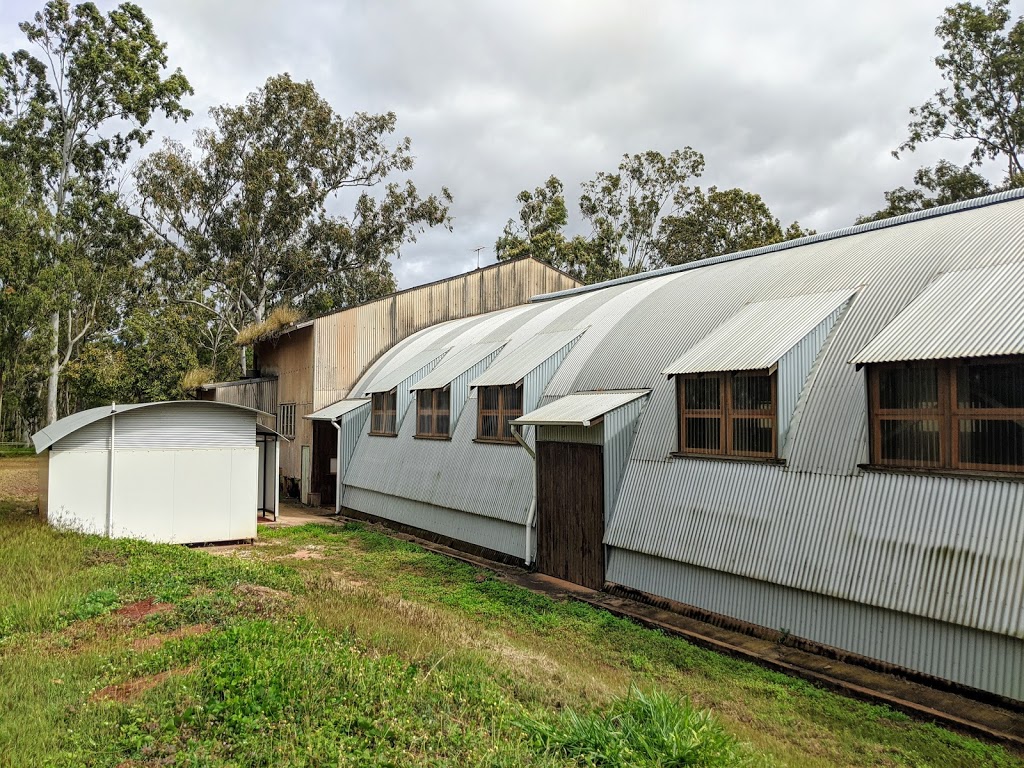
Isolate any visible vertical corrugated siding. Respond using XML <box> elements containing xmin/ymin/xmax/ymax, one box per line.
<box><xmin>606</xmin><ymin>548</ymin><xmax>1024</xmax><ymax>701</ymax></box>
<box><xmin>602</xmin><ymin>397</ymin><xmax>649</xmax><ymax>523</ymax></box>
<box><xmin>337</xmin><ymin>404</ymin><xmax>370</xmax><ymax>506</ymax></box>
<box><xmin>776</xmin><ymin>303</ymin><xmax>847</xmax><ymax>452</ymax></box>
<box><xmin>523</xmin><ymin>340</ymin><xmax>579</xmax><ymax>413</ymax></box>
<box><xmin>537</xmin><ymin>424</ymin><xmax>604</xmax><ymax>445</ymax></box>
<box><xmin>204</xmin><ymin>379</ymin><xmax>278</xmax><ymax>414</ymax></box>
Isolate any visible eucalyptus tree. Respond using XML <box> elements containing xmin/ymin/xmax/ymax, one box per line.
<box><xmin>0</xmin><ymin>0</ymin><xmax>192</xmax><ymax>424</ymax></box>
<box><xmin>136</xmin><ymin>73</ymin><xmax>453</xmax><ymax>376</ymax></box>
<box><xmin>659</xmin><ymin>186</ymin><xmax>814</xmax><ymax>265</ymax></box>
<box><xmin>897</xmin><ymin>0</ymin><xmax>1024</xmax><ymax>184</ymax></box>
<box><xmin>856</xmin><ymin>160</ymin><xmax>995</xmax><ymax>223</ymax></box>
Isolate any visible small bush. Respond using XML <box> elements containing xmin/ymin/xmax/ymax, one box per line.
<box><xmin>523</xmin><ymin>687</ymin><xmax>753</xmax><ymax>767</ymax></box>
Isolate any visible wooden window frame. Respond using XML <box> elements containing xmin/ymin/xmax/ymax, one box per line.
<box><xmin>278</xmin><ymin>403</ymin><xmax>296</xmax><ymax>439</ymax></box>
<box><xmin>415</xmin><ymin>387</ymin><xmax>451</xmax><ymax>440</ymax></box>
<box><xmin>476</xmin><ymin>383</ymin><xmax>524</xmax><ymax>444</ymax></box>
<box><xmin>369</xmin><ymin>389</ymin><xmax>398</xmax><ymax>437</ymax></box>
<box><xmin>868</xmin><ymin>358</ymin><xmax>1024</xmax><ymax>474</ymax></box>
<box><xmin>676</xmin><ymin>370</ymin><xmax>777</xmax><ymax>460</ymax></box>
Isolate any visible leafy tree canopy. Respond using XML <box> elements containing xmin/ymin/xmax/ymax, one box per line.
<box><xmin>136</xmin><ymin>73</ymin><xmax>453</xmax><ymax>375</ymax></box>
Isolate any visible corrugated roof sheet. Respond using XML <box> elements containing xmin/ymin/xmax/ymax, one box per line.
<box><xmin>305</xmin><ymin>398</ymin><xmax>371</xmax><ymax>422</ymax></box>
<box><xmin>513</xmin><ymin>390</ymin><xmax>649</xmax><ymax>426</ymax></box>
<box><xmin>531</xmin><ymin>187</ymin><xmax>1024</xmax><ymax>303</ymax></box>
<box><xmin>363</xmin><ymin>347</ymin><xmax>450</xmax><ymax>393</ymax></box>
<box><xmin>32</xmin><ymin>401</ymin><xmax>268</xmax><ymax>453</ymax></box>
<box><xmin>411</xmin><ymin>341</ymin><xmax>507</xmax><ymax>391</ymax></box>
<box><xmin>850</xmin><ymin>261</ymin><xmax>1024</xmax><ymax>365</ymax></box>
<box><xmin>470</xmin><ymin>329</ymin><xmax>585</xmax><ymax>387</ymax></box>
<box><xmin>663</xmin><ymin>289</ymin><xmax>855</xmax><ymax>375</ymax></box>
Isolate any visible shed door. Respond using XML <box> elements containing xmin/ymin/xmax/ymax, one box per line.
<box><xmin>536</xmin><ymin>441</ymin><xmax>605</xmax><ymax>589</ymax></box>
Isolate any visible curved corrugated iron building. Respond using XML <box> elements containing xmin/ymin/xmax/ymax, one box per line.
<box><xmin>314</xmin><ymin>190</ymin><xmax>1024</xmax><ymax>702</ymax></box>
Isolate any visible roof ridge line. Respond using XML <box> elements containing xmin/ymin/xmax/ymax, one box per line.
<box><xmin>529</xmin><ymin>187</ymin><xmax>1024</xmax><ymax>303</ymax></box>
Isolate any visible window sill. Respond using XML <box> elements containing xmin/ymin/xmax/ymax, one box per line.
<box><xmin>671</xmin><ymin>452</ymin><xmax>785</xmax><ymax>466</ymax></box>
<box><xmin>858</xmin><ymin>464</ymin><xmax>1024</xmax><ymax>482</ymax></box>
<box><xmin>473</xmin><ymin>437</ymin><xmax>519</xmax><ymax>446</ymax></box>
<box><xmin>414</xmin><ymin>434</ymin><xmax>451</xmax><ymax>441</ymax></box>
<box><xmin>368</xmin><ymin>432</ymin><xmax>398</xmax><ymax>438</ymax></box>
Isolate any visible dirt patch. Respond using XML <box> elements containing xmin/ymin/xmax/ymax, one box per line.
<box><xmin>286</xmin><ymin>546</ymin><xmax>326</xmax><ymax>560</ymax></box>
<box><xmin>132</xmin><ymin>624</ymin><xmax>211</xmax><ymax>651</ymax></box>
<box><xmin>114</xmin><ymin>598</ymin><xmax>173</xmax><ymax>622</ymax></box>
<box><xmin>91</xmin><ymin>666</ymin><xmax>195</xmax><ymax>703</ymax></box>
<box><xmin>0</xmin><ymin>456</ymin><xmax>37</xmax><ymax>502</ymax></box>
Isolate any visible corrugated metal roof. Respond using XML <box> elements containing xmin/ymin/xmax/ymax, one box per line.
<box><xmin>513</xmin><ymin>390</ymin><xmax>649</xmax><ymax>426</ymax></box>
<box><xmin>305</xmin><ymin>398</ymin><xmax>370</xmax><ymax>422</ymax></box>
<box><xmin>662</xmin><ymin>289</ymin><xmax>855</xmax><ymax>375</ymax></box>
<box><xmin>470</xmin><ymin>329</ymin><xmax>585</xmax><ymax>387</ymax></box>
<box><xmin>411</xmin><ymin>341</ymin><xmax>507</xmax><ymax>391</ymax></box>
<box><xmin>363</xmin><ymin>347</ymin><xmax>450</xmax><ymax>393</ymax></box>
<box><xmin>32</xmin><ymin>401</ymin><xmax>270</xmax><ymax>453</ymax></box>
<box><xmin>850</xmin><ymin>261</ymin><xmax>1024</xmax><ymax>365</ymax></box>
<box><xmin>531</xmin><ymin>187</ymin><xmax>1024</xmax><ymax>303</ymax></box>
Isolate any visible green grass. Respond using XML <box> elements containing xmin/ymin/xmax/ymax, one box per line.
<box><xmin>1</xmin><ymin>502</ymin><xmax>1021</xmax><ymax>767</ymax></box>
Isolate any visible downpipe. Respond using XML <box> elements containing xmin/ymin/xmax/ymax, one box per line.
<box><xmin>333</xmin><ymin>419</ymin><xmax>343</xmax><ymax>515</ymax></box>
<box><xmin>512</xmin><ymin>424</ymin><xmax>536</xmax><ymax>566</ymax></box>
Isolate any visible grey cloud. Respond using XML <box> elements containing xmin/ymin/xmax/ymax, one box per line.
<box><xmin>2</xmin><ymin>0</ymin><xmax>1018</xmax><ymax>286</ymax></box>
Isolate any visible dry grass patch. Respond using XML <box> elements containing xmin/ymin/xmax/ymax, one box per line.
<box><xmin>0</xmin><ymin>456</ymin><xmax>36</xmax><ymax>501</ymax></box>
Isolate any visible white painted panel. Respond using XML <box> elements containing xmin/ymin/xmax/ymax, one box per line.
<box><xmin>171</xmin><ymin>450</ymin><xmax>234</xmax><ymax>543</ymax></box>
<box><xmin>230</xmin><ymin>448</ymin><xmax>258</xmax><ymax>539</ymax></box>
<box><xmin>116</xmin><ymin>404</ymin><xmax>253</xmax><ymax>450</ymax></box>
<box><xmin>109</xmin><ymin>451</ymin><xmax>175</xmax><ymax>542</ymax></box>
<box><xmin>46</xmin><ymin>450</ymin><xmax>109</xmax><ymax>535</ymax></box>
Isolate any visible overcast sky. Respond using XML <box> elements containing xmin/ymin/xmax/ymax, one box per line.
<box><xmin>2</xmin><ymin>0</ymin><xmax>1019</xmax><ymax>289</ymax></box>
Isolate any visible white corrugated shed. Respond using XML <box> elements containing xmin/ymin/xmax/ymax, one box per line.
<box><xmin>663</xmin><ymin>289</ymin><xmax>855</xmax><ymax>375</ymax></box>
<box><xmin>850</xmin><ymin>261</ymin><xmax>1024</xmax><ymax>365</ymax></box>
<box><xmin>513</xmin><ymin>390</ymin><xmax>649</xmax><ymax>426</ymax></box>
<box><xmin>33</xmin><ymin>401</ymin><xmax>283</xmax><ymax>544</ymax></box>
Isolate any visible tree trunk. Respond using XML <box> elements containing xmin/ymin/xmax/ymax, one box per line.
<box><xmin>240</xmin><ymin>345</ymin><xmax>248</xmax><ymax>377</ymax></box>
<box><xmin>46</xmin><ymin>310</ymin><xmax>60</xmax><ymax>425</ymax></box>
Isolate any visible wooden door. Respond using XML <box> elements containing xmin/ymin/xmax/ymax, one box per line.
<box><xmin>536</xmin><ymin>441</ymin><xmax>605</xmax><ymax>589</ymax></box>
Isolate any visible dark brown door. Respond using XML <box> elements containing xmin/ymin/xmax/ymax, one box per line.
<box><xmin>310</xmin><ymin>421</ymin><xmax>336</xmax><ymax>506</ymax></box>
<box><xmin>536</xmin><ymin>441</ymin><xmax>605</xmax><ymax>589</ymax></box>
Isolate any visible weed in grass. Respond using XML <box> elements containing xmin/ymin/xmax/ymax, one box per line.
<box><xmin>523</xmin><ymin>686</ymin><xmax>763</xmax><ymax>767</ymax></box>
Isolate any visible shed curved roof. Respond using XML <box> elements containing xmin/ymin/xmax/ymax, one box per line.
<box><xmin>32</xmin><ymin>400</ymin><xmax>279</xmax><ymax>453</ymax></box>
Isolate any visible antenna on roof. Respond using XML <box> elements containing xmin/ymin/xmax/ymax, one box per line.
<box><xmin>472</xmin><ymin>246</ymin><xmax>485</xmax><ymax>270</ymax></box>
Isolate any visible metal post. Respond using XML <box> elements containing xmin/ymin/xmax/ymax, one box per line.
<box><xmin>106</xmin><ymin>403</ymin><xmax>116</xmax><ymax>537</ymax></box>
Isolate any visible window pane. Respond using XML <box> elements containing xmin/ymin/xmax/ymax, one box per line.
<box><xmin>959</xmin><ymin>419</ymin><xmax>1024</xmax><ymax>468</ymax></box>
<box><xmin>385</xmin><ymin>413</ymin><xmax>397</xmax><ymax>434</ymax></box>
<box><xmin>733</xmin><ymin>375</ymin><xmax>772</xmax><ymax>412</ymax></box>
<box><xmin>501</xmin><ymin>417</ymin><xmax>514</xmax><ymax>441</ymax></box>
<box><xmin>684</xmin><ymin>417</ymin><xmax>720</xmax><ymax>451</ymax></box>
<box><xmin>733</xmin><ymin>418</ymin><xmax>773</xmax><ymax>454</ymax></box>
<box><xmin>481</xmin><ymin>387</ymin><xmax>499</xmax><ymax>410</ymax></box>
<box><xmin>504</xmin><ymin>384</ymin><xmax>523</xmax><ymax>413</ymax></box>
<box><xmin>880</xmin><ymin>419</ymin><xmax>940</xmax><ymax>464</ymax></box>
<box><xmin>878</xmin><ymin>366</ymin><xmax>939</xmax><ymax>410</ymax></box>
<box><xmin>387</xmin><ymin>391</ymin><xmax>397</xmax><ymax>412</ymax></box>
<box><xmin>371</xmin><ymin>413</ymin><xmax>382</xmax><ymax>433</ymax></box>
<box><xmin>438</xmin><ymin>389</ymin><xmax>450</xmax><ymax>412</ymax></box>
<box><xmin>684</xmin><ymin>376</ymin><xmax>720</xmax><ymax>410</ymax></box>
<box><xmin>418</xmin><ymin>415</ymin><xmax>432</xmax><ymax>434</ymax></box>
<box><xmin>481</xmin><ymin>414</ymin><xmax>498</xmax><ymax>437</ymax></box>
<box><xmin>436</xmin><ymin>414</ymin><xmax>450</xmax><ymax>435</ymax></box>
<box><xmin>419</xmin><ymin>389</ymin><xmax>432</xmax><ymax>410</ymax></box>
<box><xmin>957</xmin><ymin>362</ymin><xmax>1024</xmax><ymax>410</ymax></box>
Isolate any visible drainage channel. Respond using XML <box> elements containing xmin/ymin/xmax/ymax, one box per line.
<box><xmin>332</xmin><ymin>513</ymin><xmax>1024</xmax><ymax>752</ymax></box>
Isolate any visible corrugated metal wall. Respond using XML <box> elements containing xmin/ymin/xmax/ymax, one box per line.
<box><xmin>607</xmin><ymin>547</ymin><xmax>1024</xmax><ymax>701</ymax></box>
<box><xmin>450</xmin><ymin>349</ymin><xmax>503</xmax><ymax>427</ymax></box>
<box><xmin>201</xmin><ymin>378</ymin><xmax>278</xmax><ymax>414</ymax></box>
<box><xmin>332</xmin><ymin>195</ymin><xmax>1024</xmax><ymax>700</ymax></box>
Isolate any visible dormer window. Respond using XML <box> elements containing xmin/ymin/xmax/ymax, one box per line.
<box><xmin>677</xmin><ymin>371</ymin><xmax>777</xmax><ymax>458</ymax></box>
<box><xmin>416</xmin><ymin>388</ymin><xmax>451</xmax><ymax>439</ymax></box>
<box><xmin>476</xmin><ymin>384</ymin><xmax>523</xmax><ymax>443</ymax></box>
<box><xmin>369</xmin><ymin>389</ymin><xmax>398</xmax><ymax>436</ymax></box>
